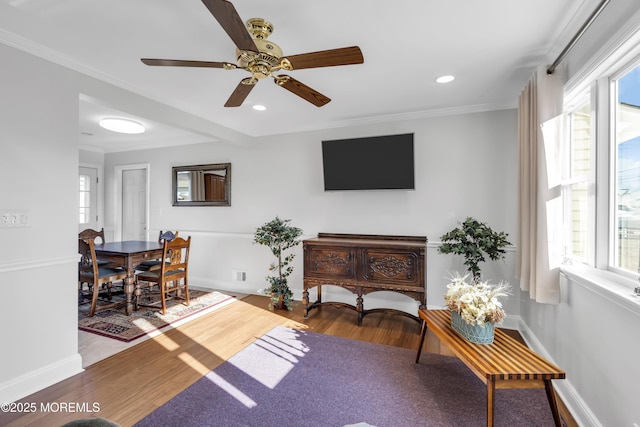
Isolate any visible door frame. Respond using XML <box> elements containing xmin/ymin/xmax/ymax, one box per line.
<box><xmin>79</xmin><ymin>162</ymin><xmax>103</xmax><ymax>232</ymax></box>
<box><xmin>114</xmin><ymin>163</ymin><xmax>150</xmax><ymax>242</ymax></box>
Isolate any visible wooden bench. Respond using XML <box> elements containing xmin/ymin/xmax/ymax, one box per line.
<box><xmin>415</xmin><ymin>309</ymin><xmax>566</xmax><ymax>427</ymax></box>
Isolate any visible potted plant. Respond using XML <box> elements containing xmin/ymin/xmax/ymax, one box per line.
<box><xmin>437</xmin><ymin>217</ymin><xmax>511</xmax><ymax>283</ymax></box>
<box><xmin>253</xmin><ymin>216</ymin><xmax>303</xmax><ymax>310</ymax></box>
<box><xmin>444</xmin><ymin>273</ymin><xmax>510</xmax><ymax>344</ymax></box>
<box><xmin>438</xmin><ymin>217</ymin><xmax>512</xmax><ymax>343</ymax></box>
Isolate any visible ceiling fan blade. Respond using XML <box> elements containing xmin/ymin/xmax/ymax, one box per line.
<box><xmin>141</xmin><ymin>58</ymin><xmax>234</xmax><ymax>68</ymax></box>
<box><xmin>283</xmin><ymin>46</ymin><xmax>364</xmax><ymax>70</ymax></box>
<box><xmin>201</xmin><ymin>0</ymin><xmax>258</xmax><ymax>52</ymax></box>
<box><xmin>224</xmin><ymin>78</ymin><xmax>256</xmax><ymax>107</ymax></box>
<box><xmin>274</xmin><ymin>75</ymin><xmax>331</xmax><ymax>107</ymax></box>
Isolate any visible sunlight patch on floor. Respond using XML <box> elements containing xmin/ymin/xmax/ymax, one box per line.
<box><xmin>178</xmin><ymin>352</ymin><xmax>214</xmax><ymax>376</ymax></box>
<box><xmin>228</xmin><ymin>327</ymin><xmax>310</xmax><ymax>389</ymax></box>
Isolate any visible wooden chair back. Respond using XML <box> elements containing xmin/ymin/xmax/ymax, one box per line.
<box><xmin>136</xmin><ymin>236</ymin><xmax>191</xmax><ymax>314</ymax></box>
<box><xmin>158</xmin><ymin>230</ymin><xmax>178</xmax><ymax>243</ymax></box>
<box><xmin>136</xmin><ymin>230</ymin><xmax>179</xmax><ymax>271</ymax></box>
<box><xmin>160</xmin><ymin>236</ymin><xmax>190</xmax><ymax>283</ymax></box>
<box><xmin>79</xmin><ymin>228</ymin><xmax>106</xmax><ymax>244</ymax></box>
<box><xmin>79</xmin><ymin>238</ymin><xmax>100</xmax><ymax>280</ymax></box>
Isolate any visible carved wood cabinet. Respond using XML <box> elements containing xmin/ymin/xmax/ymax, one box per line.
<box><xmin>303</xmin><ymin>233</ymin><xmax>427</xmax><ymax>325</ymax></box>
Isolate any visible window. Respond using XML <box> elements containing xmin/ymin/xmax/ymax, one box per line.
<box><xmin>79</xmin><ymin>174</ymin><xmax>91</xmax><ymax>224</ymax></box>
<box><xmin>563</xmin><ymin>94</ymin><xmax>594</xmax><ymax>263</ymax></box>
<box><xmin>613</xmin><ymin>63</ymin><xmax>640</xmax><ymax>274</ymax></box>
<box><xmin>559</xmin><ymin>25</ymin><xmax>640</xmax><ymax>290</ymax></box>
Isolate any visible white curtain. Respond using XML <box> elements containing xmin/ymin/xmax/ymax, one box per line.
<box><xmin>516</xmin><ymin>65</ymin><xmax>566</xmax><ymax>304</ymax></box>
<box><xmin>190</xmin><ymin>170</ymin><xmax>205</xmax><ymax>201</ymax></box>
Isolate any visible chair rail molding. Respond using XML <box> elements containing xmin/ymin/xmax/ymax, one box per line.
<box><xmin>0</xmin><ymin>255</ymin><xmax>77</xmax><ymax>273</ymax></box>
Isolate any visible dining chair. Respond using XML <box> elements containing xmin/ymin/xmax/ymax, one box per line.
<box><xmin>78</xmin><ymin>238</ymin><xmax>129</xmax><ymax>317</ymax></box>
<box><xmin>78</xmin><ymin>227</ymin><xmax>115</xmax><ymax>268</ymax></box>
<box><xmin>136</xmin><ymin>230</ymin><xmax>179</xmax><ymax>271</ymax></box>
<box><xmin>135</xmin><ymin>236</ymin><xmax>191</xmax><ymax>315</ymax></box>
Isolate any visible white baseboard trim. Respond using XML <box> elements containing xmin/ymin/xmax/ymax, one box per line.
<box><xmin>518</xmin><ymin>319</ymin><xmax>601</xmax><ymax>427</ymax></box>
<box><xmin>191</xmin><ymin>277</ymin><xmax>259</xmax><ymax>296</ymax></box>
<box><xmin>0</xmin><ymin>354</ymin><xmax>83</xmax><ymax>403</ymax></box>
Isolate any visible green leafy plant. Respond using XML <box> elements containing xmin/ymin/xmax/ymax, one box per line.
<box><xmin>438</xmin><ymin>217</ymin><xmax>511</xmax><ymax>282</ymax></box>
<box><xmin>253</xmin><ymin>216</ymin><xmax>303</xmax><ymax>310</ymax></box>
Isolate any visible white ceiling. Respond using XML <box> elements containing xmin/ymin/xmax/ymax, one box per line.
<box><xmin>0</xmin><ymin>0</ymin><xmax>595</xmax><ymax>152</ymax></box>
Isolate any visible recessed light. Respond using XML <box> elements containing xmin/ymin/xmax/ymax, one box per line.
<box><xmin>252</xmin><ymin>104</ymin><xmax>266</xmax><ymax>111</ymax></box>
<box><xmin>436</xmin><ymin>75</ymin><xmax>455</xmax><ymax>84</ymax></box>
<box><xmin>99</xmin><ymin>118</ymin><xmax>146</xmax><ymax>134</ymax></box>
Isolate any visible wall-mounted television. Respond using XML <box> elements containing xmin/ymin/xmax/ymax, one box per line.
<box><xmin>322</xmin><ymin>133</ymin><xmax>415</xmax><ymax>191</ymax></box>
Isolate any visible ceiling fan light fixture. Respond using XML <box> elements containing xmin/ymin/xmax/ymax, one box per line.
<box><xmin>140</xmin><ymin>1</ymin><xmax>364</xmax><ymax>108</ymax></box>
<box><xmin>436</xmin><ymin>75</ymin><xmax>455</xmax><ymax>84</ymax></box>
<box><xmin>99</xmin><ymin>118</ymin><xmax>146</xmax><ymax>134</ymax></box>
<box><xmin>252</xmin><ymin>104</ymin><xmax>266</xmax><ymax>111</ymax></box>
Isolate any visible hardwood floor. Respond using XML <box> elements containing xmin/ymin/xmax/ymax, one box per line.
<box><xmin>1</xmin><ymin>295</ymin><xmax>576</xmax><ymax>427</ymax></box>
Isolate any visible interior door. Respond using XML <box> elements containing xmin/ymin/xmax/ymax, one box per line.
<box><xmin>115</xmin><ymin>164</ymin><xmax>149</xmax><ymax>241</ymax></box>
<box><xmin>122</xmin><ymin>168</ymin><xmax>147</xmax><ymax>240</ymax></box>
<box><xmin>78</xmin><ymin>166</ymin><xmax>98</xmax><ymax>232</ymax></box>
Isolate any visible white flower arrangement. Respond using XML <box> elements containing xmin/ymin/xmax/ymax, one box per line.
<box><xmin>444</xmin><ymin>274</ymin><xmax>511</xmax><ymax>326</ymax></box>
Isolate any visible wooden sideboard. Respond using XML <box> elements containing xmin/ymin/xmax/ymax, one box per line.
<box><xmin>302</xmin><ymin>233</ymin><xmax>427</xmax><ymax>325</ymax></box>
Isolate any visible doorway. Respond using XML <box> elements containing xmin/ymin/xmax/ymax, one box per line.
<box><xmin>78</xmin><ymin>164</ymin><xmax>102</xmax><ymax>233</ymax></box>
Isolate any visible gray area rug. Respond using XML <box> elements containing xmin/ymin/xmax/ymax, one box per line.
<box><xmin>135</xmin><ymin>326</ymin><xmax>557</xmax><ymax>427</ymax></box>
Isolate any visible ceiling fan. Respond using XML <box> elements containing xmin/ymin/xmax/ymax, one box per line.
<box><xmin>141</xmin><ymin>0</ymin><xmax>364</xmax><ymax>108</ymax></box>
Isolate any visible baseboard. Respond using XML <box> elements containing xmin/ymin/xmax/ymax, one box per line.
<box><xmin>0</xmin><ymin>353</ymin><xmax>83</xmax><ymax>403</ymax></box>
<box><xmin>518</xmin><ymin>320</ymin><xmax>601</xmax><ymax>427</ymax></box>
<box><xmin>191</xmin><ymin>277</ymin><xmax>259</xmax><ymax>296</ymax></box>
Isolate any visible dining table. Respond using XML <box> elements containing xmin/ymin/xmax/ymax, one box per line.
<box><xmin>94</xmin><ymin>240</ymin><xmax>164</xmax><ymax>315</ymax></box>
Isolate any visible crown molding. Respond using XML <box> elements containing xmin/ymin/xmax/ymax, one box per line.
<box><xmin>263</xmin><ymin>102</ymin><xmax>517</xmax><ymax>137</ymax></box>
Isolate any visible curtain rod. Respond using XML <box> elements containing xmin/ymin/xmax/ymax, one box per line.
<box><xmin>547</xmin><ymin>0</ymin><xmax>611</xmax><ymax>75</ymax></box>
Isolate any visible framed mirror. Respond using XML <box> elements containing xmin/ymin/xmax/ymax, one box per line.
<box><xmin>172</xmin><ymin>163</ymin><xmax>231</xmax><ymax>206</ymax></box>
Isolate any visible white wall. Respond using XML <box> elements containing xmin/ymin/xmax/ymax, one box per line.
<box><xmin>0</xmin><ymin>43</ymin><xmax>83</xmax><ymax>402</ymax></box>
<box><xmin>103</xmin><ymin>109</ymin><xmax>520</xmax><ymax>321</ymax></box>
<box><xmin>517</xmin><ymin>2</ymin><xmax>640</xmax><ymax>426</ymax></box>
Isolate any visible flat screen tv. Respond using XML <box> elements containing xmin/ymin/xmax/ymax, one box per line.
<box><xmin>322</xmin><ymin>133</ymin><xmax>415</xmax><ymax>191</ymax></box>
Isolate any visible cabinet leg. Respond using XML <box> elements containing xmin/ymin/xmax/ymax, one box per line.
<box><xmin>356</xmin><ymin>294</ymin><xmax>364</xmax><ymax>326</ymax></box>
<box><xmin>303</xmin><ymin>289</ymin><xmax>309</xmax><ymax>319</ymax></box>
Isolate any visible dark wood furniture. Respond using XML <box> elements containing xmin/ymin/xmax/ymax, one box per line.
<box><xmin>136</xmin><ymin>230</ymin><xmax>179</xmax><ymax>272</ymax></box>
<box><xmin>78</xmin><ymin>238</ymin><xmax>128</xmax><ymax>317</ymax></box>
<box><xmin>303</xmin><ymin>233</ymin><xmax>426</xmax><ymax>325</ymax></box>
<box><xmin>416</xmin><ymin>309</ymin><xmax>566</xmax><ymax>427</ymax></box>
<box><xmin>135</xmin><ymin>236</ymin><xmax>191</xmax><ymax>315</ymax></box>
<box><xmin>204</xmin><ymin>173</ymin><xmax>226</xmax><ymax>201</ymax></box>
<box><xmin>94</xmin><ymin>240</ymin><xmax>164</xmax><ymax>315</ymax></box>
<box><xmin>79</xmin><ymin>227</ymin><xmax>105</xmax><ymax>244</ymax></box>
<box><xmin>79</xmin><ymin>227</ymin><xmax>113</xmax><ymax>267</ymax></box>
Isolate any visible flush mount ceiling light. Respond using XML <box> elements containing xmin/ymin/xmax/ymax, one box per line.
<box><xmin>436</xmin><ymin>75</ymin><xmax>455</xmax><ymax>84</ymax></box>
<box><xmin>252</xmin><ymin>104</ymin><xmax>266</xmax><ymax>111</ymax></box>
<box><xmin>99</xmin><ymin>118</ymin><xmax>146</xmax><ymax>134</ymax></box>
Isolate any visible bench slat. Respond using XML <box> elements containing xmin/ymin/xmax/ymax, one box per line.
<box><xmin>423</xmin><ymin>310</ymin><xmax>565</xmax><ymax>381</ymax></box>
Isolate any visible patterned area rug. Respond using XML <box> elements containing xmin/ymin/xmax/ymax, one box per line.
<box><xmin>78</xmin><ymin>289</ymin><xmax>235</xmax><ymax>342</ymax></box>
